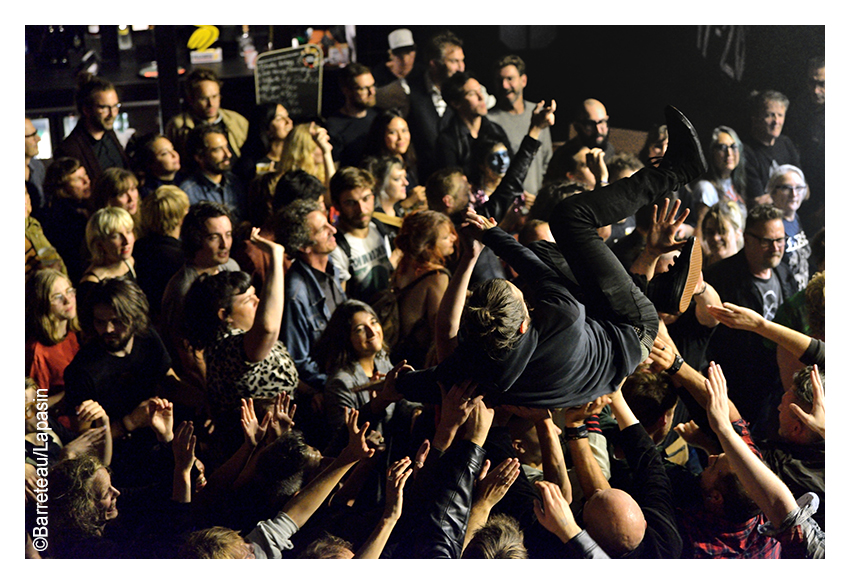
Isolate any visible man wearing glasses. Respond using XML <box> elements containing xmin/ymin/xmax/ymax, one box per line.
<box><xmin>569</xmin><ymin>98</ymin><xmax>615</xmax><ymax>159</ymax></box>
<box><xmin>55</xmin><ymin>74</ymin><xmax>129</xmax><ymax>183</ymax></box>
<box><xmin>704</xmin><ymin>203</ymin><xmax>797</xmax><ymax>439</ymax></box>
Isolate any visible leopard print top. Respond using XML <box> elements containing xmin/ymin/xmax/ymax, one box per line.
<box><xmin>205</xmin><ymin>329</ymin><xmax>299</xmax><ymax>415</ymax></box>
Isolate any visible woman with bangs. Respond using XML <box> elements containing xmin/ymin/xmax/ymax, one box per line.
<box><xmin>91</xmin><ymin>167</ymin><xmax>142</xmax><ymax>232</ymax></box>
<box><xmin>77</xmin><ymin>206</ymin><xmax>138</xmax><ymax>312</ymax></box>
<box><xmin>26</xmin><ymin>268</ymin><xmax>82</xmax><ymax>411</ymax></box>
<box><xmin>700</xmin><ymin>199</ymin><xmax>745</xmax><ymax>267</ymax></box>
<box><xmin>389</xmin><ymin>210</ymin><xmax>456</xmax><ymax>368</ymax></box>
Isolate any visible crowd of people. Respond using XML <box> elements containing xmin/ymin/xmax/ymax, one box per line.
<box><xmin>24</xmin><ymin>28</ymin><xmax>825</xmax><ymax>560</ymax></box>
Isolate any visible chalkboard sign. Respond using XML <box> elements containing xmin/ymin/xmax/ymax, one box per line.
<box><xmin>254</xmin><ymin>44</ymin><xmax>323</xmax><ymax>120</ymax></box>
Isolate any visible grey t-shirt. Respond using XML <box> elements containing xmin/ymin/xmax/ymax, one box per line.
<box><xmin>752</xmin><ymin>271</ymin><xmax>784</xmax><ymax>322</ymax></box>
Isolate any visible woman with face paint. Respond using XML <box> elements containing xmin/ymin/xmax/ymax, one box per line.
<box><xmin>470</xmin><ymin>136</ymin><xmax>512</xmax><ymax>205</ymax></box>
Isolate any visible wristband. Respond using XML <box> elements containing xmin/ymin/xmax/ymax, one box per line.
<box><xmin>665</xmin><ymin>354</ymin><xmax>684</xmax><ymax>376</ymax></box>
<box><xmin>564</xmin><ymin>424</ymin><xmax>589</xmax><ymax>440</ymax></box>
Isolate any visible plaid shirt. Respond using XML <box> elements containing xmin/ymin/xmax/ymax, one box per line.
<box><xmin>676</xmin><ymin>419</ymin><xmax>782</xmax><ymax>559</ymax></box>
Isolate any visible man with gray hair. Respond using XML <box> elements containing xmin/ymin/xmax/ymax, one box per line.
<box><xmin>742</xmin><ymin>90</ymin><xmax>801</xmax><ymax>205</ymax></box>
<box><xmin>276</xmin><ymin>199</ymin><xmax>346</xmax><ymax>391</ymax></box>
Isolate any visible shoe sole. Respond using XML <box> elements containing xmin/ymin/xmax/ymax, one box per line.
<box><xmin>677</xmin><ymin>236</ymin><xmax>703</xmax><ymax>313</ymax></box>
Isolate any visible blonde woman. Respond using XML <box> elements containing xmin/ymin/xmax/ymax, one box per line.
<box><xmin>77</xmin><ymin>207</ymin><xmax>138</xmax><ymax>310</ymax></box>
<box><xmin>135</xmin><ymin>185</ymin><xmax>190</xmax><ymax>319</ymax></box>
<box><xmin>278</xmin><ymin>122</ymin><xmax>335</xmax><ymax>205</ymax></box>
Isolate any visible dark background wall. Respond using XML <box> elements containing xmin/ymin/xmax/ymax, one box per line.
<box><xmin>356</xmin><ymin>25</ymin><xmax>825</xmax><ymax>143</ymax></box>
<box><xmin>25</xmin><ymin>25</ymin><xmax>824</xmax><ymax>150</ymax></box>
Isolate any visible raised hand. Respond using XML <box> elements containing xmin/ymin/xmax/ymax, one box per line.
<box><xmin>704</xmin><ymin>362</ymin><xmax>733</xmax><ymax>435</ymax></box>
<box><xmin>412</xmin><ymin>439</ymin><xmax>430</xmax><ymax>479</ymax></box>
<box><xmin>241</xmin><ymin>397</ymin><xmax>271</xmax><ymax>447</ymax></box>
<box><xmin>75</xmin><ymin>399</ymin><xmax>109</xmax><ymax>426</ymax></box>
<box><xmin>147</xmin><ymin>397</ymin><xmax>175</xmax><ymax>443</ymax></box>
<box><xmin>475</xmin><ymin>457</ymin><xmax>521</xmax><ymax>509</ymax></box>
<box><xmin>646</xmin><ymin>198</ymin><xmax>690</xmax><ymax>255</ymax></box>
<box><xmin>309</xmin><ymin>122</ymin><xmax>333</xmax><ymax>155</ymax></box>
<box><xmin>533</xmin><ymin>480</ymin><xmax>580</xmax><ymax>543</ymax></box>
<box><xmin>339</xmin><ymin>407</ymin><xmax>376</xmax><ymax>464</ymax></box>
<box><xmin>673</xmin><ymin>420</ymin><xmax>717</xmax><ymax>453</ymax></box>
<box><xmin>461</xmin><ymin>396</ymin><xmax>495</xmax><ymax>447</ymax></box>
<box><xmin>373</xmin><ymin>360</ymin><xmax>413</xmax><ymax>409</ymax></box>
<box><xmin>461</xmin><ymin>210</ymin><xmax>497</xmax><ymax>242</ymax></box>
<box><xmin>562</xmin><ymin>394</ymin><xmax>611</xmax><ymax>428</ymax></box>
<box><xmin>61</xmin><ymin>426</ymin><xmax>107</xmax><ymax>459</ymax></box>
<box><xmin>384</xmin><ymin>457</ymin><xmax>413</xmax><ymax>522</ymax></box>
<box><xmin>789</xmin><ymin>364</ymin><xmax>825</xmax><ymax>438</ymax></box>
<box><xmin>248</xmin><ymin>226</ymin><xmax>285</xmax><ymax>257</ymax></box>
<box><xmin>586</xmin><ymin>148</ymin><xmax>609</xmax><ymax>187</ymax></box>
<box><xmin>530</xmin><ymin>99</ymin><xmax>557</xmax><ymax>133</ymax></box>
<box><xmin>267</xmin><ymin>392</ymin><xmax>297</xmax><ymax>439</ymax></box>
<box><xmin>440</xmin><ymin>379</ymin><xmax>482</xmax><ymax>432</ymax></box>
<box><xmin>172</xmin><ymin>420</ymin><xmax>197</xmax><ymax>476</ymax></box>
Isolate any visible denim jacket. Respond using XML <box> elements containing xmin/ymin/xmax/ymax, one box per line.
<box><xmin>282</xmin><ymin>258</ymin><xmax>346</xmax><ymax>390</ymax></box>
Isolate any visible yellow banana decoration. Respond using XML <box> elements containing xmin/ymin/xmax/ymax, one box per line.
<box><xmin>187</xmin><ymin>26</ymin><xmax>220</xmax><ymax>52</ymax></box>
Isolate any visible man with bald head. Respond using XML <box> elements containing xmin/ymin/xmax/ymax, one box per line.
<box><xmin>571</xmin><ymin>98</ymin><xmax>616</xmax><ymax>158</ymax></box>
<box><xmin>545</xmin><ymin>98</ymin><xmax>615</xmax><ymax>188</ymax></box>
<box><xmin>563</xmin><ymin>387</ymin><xmax>681</xmax><ymax>558</ymax></box>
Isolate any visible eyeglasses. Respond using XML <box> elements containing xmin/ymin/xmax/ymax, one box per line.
<box><xmin>745</xmin><ymin>232</ymin><xmax>785</xmax><ymax>248</ymax></box>
<box><xmin>95</xmin><ymin>103</ymin><xmax>121</xmax><ymax>113</ymax></box>
<box><xmin>774</xmin><ymin>185</ymin><xmax>808</xmax><ymax>196</ymax></box>
<box><xmin>712</xmin><ymin>143</ymin><xmax>739</xmax><ymax>155</ymax></box>
<box><xmin>25</xmin><ymin>129</ymin><xmax>38</xmax><ymax>139</ymax></box>
<box><xmin>580</xmin><ymin>117</ymin><xmax>608</xmax><ymax>129</ymax></box>
<box><xmin>50</xmin><ymin>287</ymin><xmax>76</xmax><ymax>304</ymax></box>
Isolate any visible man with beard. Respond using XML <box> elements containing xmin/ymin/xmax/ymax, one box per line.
<box><xmin>486</xmin><ymin>55</ymin><xmax>553</xmax><ymax>196</ymax></box>
<box><xmin>179</xmin><ymin>125</ymin><xmax>248</xmax><ymax>222</ymax></box>
<box><xmin>55</xmin><ymin>73</ymin><xmax>130</xmax><ymax>184</ymax></box>
<box><xmin>166</xmin><ymin>68</ymin><xmax>249</xmax><ymax>163</ymax></box>
<box><xmin>705</xmin><ymin>203</ymin><xmax>797</xmax><ymax>438</ymax></box>
<box><xmin>326</xmin><ymin>63</ymin><xmax>378</xmax><ymax>168</ymax></box>
<box><xmin>407</xmin><ymin>30</ymin><xmax>466</xmax><ymax>180</ymax></box>
<box><xmin>63</xmin><ymin>278</ymin><xmax>196</xmax><ymax>485</ymax></box>
<box><xmin>328</xmin><ymin>167</ymin><xmax>394</xmax><ymax>304</ymax></box>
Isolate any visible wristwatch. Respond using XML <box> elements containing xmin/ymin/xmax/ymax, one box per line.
<box><xmin>665</xmin><ymin>354</ymin><xmax>684</xmax><ymax>375</ymax></box>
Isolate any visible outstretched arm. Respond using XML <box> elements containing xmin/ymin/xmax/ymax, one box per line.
<box><xmin>562</xmin><ymin>395</ymin><xmax>613</xmax><ymax>499</ymax></box>
<box><xmin>355</xmin><ymin>457</ymin><xmax>413</xmax><ymax>559</ymax></box>
<box><xmin>706</xmin><ymin>301</ymin><xmax>819</xmax><ymax>362</ymax></box>
<box><xmin>244</xmin><ymin>229</ymin><xmax>286</xmax><ymax>362</ymax></box>
<box><xmin>435</xmin><ymin>219</ymin><xmax>486</xmax><ymax>361</ymax></box>
<box><xmin>462</xmin><ymin>457</ymin><xmax>521</xmax><ymax>552</ymax></box>
<box><xmin>704</xmin><ymin>362</ymin><xmax>799</xmax><ymax>527</ymax></box>
<box><xmin>171</xmin><ymin>421</ymin><xmax>197</xmax><ymax>503</ymax></box>
<box><xmin>282</xmin><ymin>408</ymin><xmax>375</xmax><ymax>527</ymax></box>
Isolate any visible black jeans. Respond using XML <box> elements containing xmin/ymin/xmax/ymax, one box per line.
<box><xmin>548</xmin><ymin>165</ymin><xmax>680</xmax><ymax>351</ymax></box>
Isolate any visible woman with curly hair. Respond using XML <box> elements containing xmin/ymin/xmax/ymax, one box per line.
<box><xmin>389</xmin><ymin>210</ymin><xmax>456</xmax><ymax>368</ymax></box>
<box><xmin>46</xmin><ymin>455</ymin><xmax>120</xmax><ymax>557</ymax></box>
